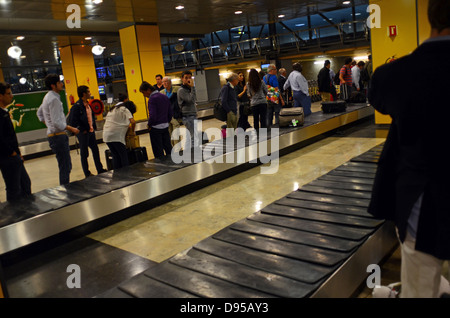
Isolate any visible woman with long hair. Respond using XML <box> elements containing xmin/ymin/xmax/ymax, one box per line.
<box><xmin>235</xmin><ymin>71</ymin><xmax>251</xmax><ymax>131</ymax></box>
<box><xmin>246</xmin><ymin>69</ymin><xmax>268</xmax><ymax>130</ymax></box>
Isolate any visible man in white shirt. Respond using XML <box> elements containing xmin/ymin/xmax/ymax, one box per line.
<box><xmin>283</xmin><ymin>63</ymin><xmax>312</xmax><ymax>116</ymax></box>
<box><xmin>351</xmin><ymin>61</ymin><xmax>366</xmax><ymax>92</ymax></box>
<box><xmin>37</xmin><ymin>74</ymin><xmax>79</xmax><ymax>185</ymax></box>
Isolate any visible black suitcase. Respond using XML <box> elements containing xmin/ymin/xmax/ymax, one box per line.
<box><xmin>321</xmin><ymin>101</ymin><xmax>347</xmax><ymax>113</ymax></box>
<box><xmin>128</xmin><ymin>147</ymin><xmax>148</xmax><ymax>164</ymax></box>
<box><xmin>105</xmin><ymin>147</ymin><xmax>148</xmax><ymax>170</ymax></box>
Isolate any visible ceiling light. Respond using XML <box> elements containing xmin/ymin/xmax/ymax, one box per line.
<box><xmin>84</xmin><ymin>37</ymin><xmax>92</xmax><ymax>40</ymax></box>
<box><xmin>278</xmin><ymin>14</ymin><xmax>285</xmax><ymax>18</ymax></box>
<box><xmin>175</xmin><ymin>5</ymin><xmax>184</xmax><ymax>10</ymax></box>
<box><xmin>92</xmin><ymin>0</ymin><xmax>103</xmax><ymax>4</ymax></box>
<box><xmin>235</xmin><ymin>11</ymin><xmax>243</xmax><ymax>14</ymax></box>
<box><xmin>110</xmin><ymin>52</ymin><xmax>116</xmax><ymax>56</ymax></box>
<box><xmin>343</xmin><ymin>1</ymin><xmax>351</xmax><ymax>4</ymax></box>
<box><xmin>16</xmin><ymin>36</ymin><xmax>25</xmax><ymax>41</ymax></box>
<box><xmin>178</xmin><ymin>38</ymin><xmax>184</xmax><ymax>41</ymax></box>
<box><xmin>19</xmin><ymin>77</ymin><xmax>27</xmax><ymax>85</ymax></box>
<box><xmin>92</xmin><ymin>44</ymin><xmax>104</xmax><ymax>55</ymax></box>
<box><xmin>44</xmin><ymin>60</ymin><xmax>49</xmax><ymax>63</ymax></box>
<box><xmin>60</xmin><ymin>75</ymin><xmax>64</xmax><ymax>81</ymax></box>
<box><xmin>7</xmin><ymin>45</ymin><xmax>22</xmax><ymax>59</ymax></box>
<box><xmin>295</xmin><ymin>23</ymin><xmax>305</xmax><ymax>27</ymax></box>
<box><xmin>20</xmin><ymin>55</ymin><xmax>26</xmax><ymax>59</ymax></box>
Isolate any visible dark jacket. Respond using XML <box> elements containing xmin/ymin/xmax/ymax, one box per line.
<box><xmin>163</xmin><ymin>86</ymin><xmax>182</xmax><ymax>119</ymax></box>
<box><xmin>368</xmin><ymin>39</ymin><xmax>450</xmax><ymax>259</ymax></box>
<box><xmin>235</xmin><ymin>83</ymin><xmax>249</xmax><ymax>104</ymax></box>
<box><xmin>220</xmin><ymin>83</ymin><xmax>238</xmax><ymax>114</ymax></box>
<box><xmin>317</xmin><ymin>67</ymin><xmax>332</xmax><ymax>93</ymax></box>
<box><xmin>67</xmin><ymin>99</ymin><xmax>97</xmax><ymax>133</ymax></box>
<box><xmin>0</xmin><ymin>108</ymin><xmax>20</xmax><ymax>158</ymax></box>
<box><xmin>148</xmin><ymin>92</ymin><xmax>173</xmax><ymax>127</ymax></box>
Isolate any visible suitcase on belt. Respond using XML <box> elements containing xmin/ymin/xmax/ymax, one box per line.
<box><xmin>321</xmin><ymin>100</ymin><xmax>347</xmax><ymax>113</ymax></box>
<box><xmin>128</xmin><ymin>146</ymin><xmax>148</xmax><ymax>165</ymax></box>
<box><xmin>279</xmin><ymin>107</ymin><xmax>304</xmax><ymax>127</ymax></box>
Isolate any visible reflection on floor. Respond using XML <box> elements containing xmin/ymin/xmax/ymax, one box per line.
<box><xmin>2</xmin><ymin>105</ymin><xmax>405</xmax><ymax>298</ymax></box>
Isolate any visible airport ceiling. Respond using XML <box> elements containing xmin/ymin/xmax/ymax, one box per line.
<box><xmin>0</xmin><ymin>0</ymin><xmax>369</xmax><ymax>69</ymax></box>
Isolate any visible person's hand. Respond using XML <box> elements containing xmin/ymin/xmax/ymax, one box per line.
<box><xmin>188</xmin><ymin>79</ymin><xmax>194</xmax><ymax>87</ymax></box>
<box><xmin>72</xmin><ymin>127</ymin><xmax>80</xmax><ymax>135</ymax></box>
<box><xmin>10</xmin><ymin>151</ymin><xmax>17</xmax><ymax>157</ymax></box>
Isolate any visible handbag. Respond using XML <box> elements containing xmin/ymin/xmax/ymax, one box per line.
<box><xmin>125</xmin><ymin>126</ymin><xmax>140</xmax><ymax>149</ymax></box>
<box><xmin>264</xmin><ymin>75</ymin><xmax>280</xmax><ymax>105</ymax></box>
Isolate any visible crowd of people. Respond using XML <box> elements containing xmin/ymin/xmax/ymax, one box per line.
<box><xmin>0</xmin><ymin>59</ymin><xmax>372</xmax><ymax>202</ymax></box>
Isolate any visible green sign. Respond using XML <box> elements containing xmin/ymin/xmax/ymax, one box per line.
<box><xmin>7</xmin><ymin>90</ymin><xmax>69</xmax><ymax>133</ymax></box>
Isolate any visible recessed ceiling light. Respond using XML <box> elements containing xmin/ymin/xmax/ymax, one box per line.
<box><xmin>16</xmin><ymin>36</ymin><xmax>25</xmax><ymax>41</ymax></box>
<box><xmin>175</xmin><ymin>5</ymin><xmax>184</xmax><ymax>10</ymax></box>
<box><xmin>85</xmin><ymin>37</ymin><xmax>92</xmax><ymax>40</ymax></box>
<box><xmin>178</xmin><ymin>38</ymin><xmax>184</xmax><ymax>41</ymax></box>
<box><xmin>44</xmin><ymin>60</ymin><xmax>49</xmax><ymax>63</ymax></box>
<box><xmin>295</xmin><ymin>23</ymin><xmax>305</xmax><ymax>27</ymax></box>
<box><xmin>278</xmin><ymin>14</ymin><xmax>285</xmax><ymax>18</ymax></box>
<box><xmin>92</xmin><ymin>0</ymin><xmax>103</xmax><ymax>4</ymax></box>
<box><xmin>20</xmin><ymin>55</ymin><xmax>26</xmax><ymax>59</ymax></box>
<box><xmin>343</xmin><ymin>1</ymin><xmax>351</xmax><ymax>4</ymax></box>
<box><xmin>235</xmin><ymin>11</ymin><xmax>243</xmax><ymax>14</ymax></box>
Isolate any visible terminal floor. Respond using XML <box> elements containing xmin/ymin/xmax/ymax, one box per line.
<box><xmin>1</xmin><ymin>104</ymin><xmax>405</xmax><ymax>298</ymax></box>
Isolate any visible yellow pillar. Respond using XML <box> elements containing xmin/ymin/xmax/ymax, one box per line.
<box><xmin>0</xmin><ymin>68</ymin><xmax>5</xmax><ymax>83</ymax></box>
<box><xmin>370</xmin><ymin>0</ymin><xmax>430</xmax><ymax>124</ymax></box>
<box><xmin>119</xmin><ymin>25</ymin><xmax>166</xmax><ymax>122</ymax></box>
<box><xmin>59</xmin><ymin>45</ymin><xmax>101</xmax><ymax>113</ymax></box>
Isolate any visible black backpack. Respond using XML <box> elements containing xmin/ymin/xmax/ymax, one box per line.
<box><xmin>334</xmin><ymin>72</ymin><xmax>341</xmax><ymax>85</ymax></box>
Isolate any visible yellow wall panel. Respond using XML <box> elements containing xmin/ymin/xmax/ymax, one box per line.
<box><xmin>60</xmin><ymin>46</ymin><xmax>78</xmax><ymax>109</ymax></box>
<box><xmin>120</xmin><ymin>26</ymin><xmax>148</xmax><ymax>121</ymax></box>
<box><xmin>370</xmin><ymin>0</ymin><xmax>419</xmax><ymax>124</ymax></box>
<box><xmin>417</xmin><ymin>0</ymin><xmax>431</xmax><ymax>45</ymax></box>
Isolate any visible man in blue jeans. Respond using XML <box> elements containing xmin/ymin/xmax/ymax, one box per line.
<box><xmin>37</xmin><ymin>74</ymin><xmax>79</xmax><ymax>185</ymax></box>
<box><xmin>0</xmin><ymin>82</ymin><xmax>32</xmax><ymax>201</ymax></box>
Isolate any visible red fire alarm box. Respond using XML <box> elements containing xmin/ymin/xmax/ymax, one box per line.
<box><xmin>388</xmin><ymin>25</ymin><xmax>398</xmax><ymax>37</ymax></box>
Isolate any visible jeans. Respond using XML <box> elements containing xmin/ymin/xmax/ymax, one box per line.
<box><xmin>48</xmin><ymin>134</ymin><xmax>72</xmax><ymax>185</ymax></box>
<box><xmin>251</xmin><ymin>103</ymin><xmax>267</xmax><ymax>130</ymax></box>
<box><xmin>107</xmin><ymin>142</ymin><xmax>129</xmax><ymax>169</ymax></box>
<box><xmin>0</xmin><ymin>154</ymin><xmax>32</xmax><ymax>201</ymax></box>
<box><xmin>267</xmin><ymin>102</ymin><xmax>282</xmax><ymax>127</ymax></box>
<box><xmin>149</xmin><ymin>127</ymin><xmax>173</xmax><ymax>159</ymax></box>
<box><xmin>293</xmin><ymin>91</ymin><xmax>312</xmax><ymax>117</ymax></box>
<box><xmin>182</xmin><ymin>115</ymin><xmax>199</xmax><ymax>148</ymax></box>
<box><xmin>77</xmin><ymin>131</ymin><xmax>105</xmax><ymax>177</ymax></box>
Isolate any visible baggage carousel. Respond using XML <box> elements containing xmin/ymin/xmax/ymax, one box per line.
<box><xmin>0</xmin><ymin>103</ymin><xmax>396</xmax><ymax>298</ymax></box>
<box><xmin>96</xmin><ymin>143</ymin><xmax>397</xmax><ymax>298</ymax></box>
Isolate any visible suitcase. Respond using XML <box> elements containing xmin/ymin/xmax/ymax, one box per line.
<box><xmin>321</xmin><ymin>101</ymin><xmax>347</xmax><ymax>113</ymax></box>
<box><xmin>279</xmin><ymin>107</ymin><xmax>304</xmax><ymax>127</ymax></box>
<box><xmin>105</xmin><ymin>146</ymin><xmax>148</xmax><ymax>170</ymax></box>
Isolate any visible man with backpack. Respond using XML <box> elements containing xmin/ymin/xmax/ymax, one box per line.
<box><xmin>263</xmin><ymin>64</ymin><xmax>285</xmax><ymax>127</ymax></box>
<box><xmin>318</xmin><ymin>60</ymin><xmax>333</xmax><ymax>102</ymax></box>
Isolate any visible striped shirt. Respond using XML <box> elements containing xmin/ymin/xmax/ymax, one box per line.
<box><xmin>340</xmin><ymin>65</ymin><xmax>353</xmax><ymax>86</ymax></box>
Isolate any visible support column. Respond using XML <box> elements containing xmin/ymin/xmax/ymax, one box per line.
<box><xmin>370</xmin><ymin>0</ymin><xmax>430</xmax><ymax>124</ymax></box>
<box><xmin>119</xmin><ymin>24</ymin><xmax>165</xmax><ymax>121</ymax></box>
<box><xmin>59</xmin><ymin>45</ymin><xmax>100</xmax><ymax>110</ymax></box>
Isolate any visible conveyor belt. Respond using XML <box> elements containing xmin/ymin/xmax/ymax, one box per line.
<box><xmin>0</xmin><ymin>104</ymin><xmax>374</xmax><ymax>256</ymax></box>
<box><xmin>98</xmin><ymin>143</ymin><xmax>398</xmax><ymax>298</ymax></box>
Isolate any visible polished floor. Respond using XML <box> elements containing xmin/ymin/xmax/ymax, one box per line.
<box><xmin>1</xmin><ymin>103</ymin><xmax>407</xmax><ymax>298</ymax></box>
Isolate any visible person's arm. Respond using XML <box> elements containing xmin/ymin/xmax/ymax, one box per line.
<box><xmin>221</xmin><ymin>85</ymin><xmax>231</xmax><ymax>113</ymax></box>
<box><xmin>177</xmin><ymin>87</ymin><xmax>196</xmax><ymax>108</ymax></box>
<box><xmin>368</xmin><ymin>66</ymin><xmax>388</xmax><ymax>115</ymax></box>
<box><xmin>0</xmin><ymin>115</ymin><xmax>17</xmax><ymax>157</ymax></box>
<box><xmin>339</xmin><ymin>67</ymin><xmax>346</xmax><ymax>84</ymax></box>
<box><xmin>283</xmin><ymin>76</ymin><xmax>291</xmax><ymax>91</ymax></box>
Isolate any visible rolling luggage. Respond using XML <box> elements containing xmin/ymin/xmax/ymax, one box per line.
<box><xmin>279</xmin><ymin>107</ymin><xmax>304</xmax><ymax>127</ymax></box>
<box><xmin>321</xmin><ymin>101</ymin><xmax>347</xmax><ymax>113</ymax></box>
